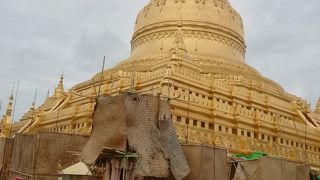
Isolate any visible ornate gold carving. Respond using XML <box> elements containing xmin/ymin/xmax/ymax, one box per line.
<box><xmin>214</xmin><ymin>0</ymin><xmax>225</xmax><ymax>9</ymax></box>
<box><xmin>132</xmin><ymin>29</ymin><xmax>245</xmax><ymax>54</ymax></box>
<box><xmin>195</xmin><ymin>0</ymin><xmax>206</xmax><ymax>4</ymax></box>
<box><xmin>155</xmin><ymin>0</ymin><xmax>166</xmax><ymax>6</ymax></box>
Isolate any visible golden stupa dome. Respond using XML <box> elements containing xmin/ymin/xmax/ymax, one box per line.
<box><xmin>113</xmin><ymin>0</ymin><xmax>283</xmax><ymax>91</ymax></box>
<box><xmin>130</xmin><ymin>0</ymin><xmax>245</xmax><ymax>63</ymax></box>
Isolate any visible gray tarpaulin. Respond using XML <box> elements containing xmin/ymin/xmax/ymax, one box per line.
<box><xmin>182</xmin><ymin>145</ymin><xmax>228</xmax><ymax>180</ymax></box>
<box><xmin>0</xmin><ymin>138</ymin><xmax>6</xmax><ymax>171</ymax></box>
<box><xmin>296</xmin><ymin>165</ymin><xmax>310</xmax><ymax>180</ymax></box>
<box><xmin>0</xmin><ymin>138</ymin><xmax>13</xmax><ymax>180</ymax></box>
<box><xmin>81</xmin><ymin>94</ymin><xmax>190</xmax><ymax>180</ymax></box>
<box><xmin>35</xmin><ymin>133</ymin><xmax>89</xmax><ymax>179</ymax></box>
<box><xmin>81</xmin><ymin>95</ymin><xmax>128</xmax><ymax>164</ymax></box>
<box><xmin>9</xmin><ymin>133</ymin><xmax>88</xmax><ymax>180</ymax></box>
<box><xmin>232</xmin><ymin>156</ymin><xmax>310</xmax><ymax>180</ymax></box>
<box><xmin>144</xmin><ymin>145</ymin><xmax>229</xmax><ymax>180</ymax></box>
<box><xmin>11</xmin><ymin>134</ymin><xmax>37</xmax><ymax>177</ymax></box>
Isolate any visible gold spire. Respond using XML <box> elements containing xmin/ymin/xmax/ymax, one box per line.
<box><xmin>0</xmin><ymin>93</ymin><xmax>14</xmax><ymax>136</ymax></box>
<box><xmin>54</xmin><ymin>73</ymin><xmax>65</xmax><ymax>97</ymax></box>
<box><xmin>1</xmin><ymin>93</ymin><xmax>14</xmax><ymax>125</ymax></box>
<box><xmin>5</xmin><ymin>94</ymin><xmax>13</xmax><ymax>118</ymax></box>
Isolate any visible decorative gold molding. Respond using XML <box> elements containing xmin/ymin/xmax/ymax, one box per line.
<box><xmin>131</xmin><ymin>29</ymin><xmax>245</xmax><ymax>55</ymax></box>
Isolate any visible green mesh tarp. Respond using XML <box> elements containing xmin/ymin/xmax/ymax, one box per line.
<box><xmin>233</xmin><ymin>152</ymin><xmax>266</xmax><ymax>160</ymax></box>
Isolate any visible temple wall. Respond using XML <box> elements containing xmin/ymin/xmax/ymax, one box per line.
<box><xmin>10</xmin><ymin>59</ymin><xmax>320</xmax><ymax>168</ymax></box>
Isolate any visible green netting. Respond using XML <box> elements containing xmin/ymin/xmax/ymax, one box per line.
<box><xmin>233</xmin><ymin>151</ymin><xmax>266</xmax><ymax>160</ymax></box>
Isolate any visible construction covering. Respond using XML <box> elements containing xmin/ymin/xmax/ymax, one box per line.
<box><xmin>0</xmin><ymin>138</ymin><xmax>13</xmax><ymax>180</ymax></box>
<box><xmin>231</xmin><ymin>156</ymin><xmax>310</xmax><ymax>180</ymax></box>
<box><xmin>144</xmin><ymin>145</ymin><xmax>229</xmax><ymax>180</ymax></box>
<box><xmin>10</xmin><ymin>134</ymin><xmax>36</xmax><ymax>180</ymax></box>
<box><xmin>0</xmin><ymin>138</ymin><xmax>5</xmax><ymax>171</ymax></box>
<box><xmin>61</xmin><ymin>162</ymin><xmax>99</xmax><ymax>180</ymax></box>
<box><xmin>62</xmin><ymin>162</ymin><xmax>92</xmax><ymax>175</ymax></box>
<box><xmin>182</xmin><ymin>145</ymin><xmax>228</xmax><ymax>180</ymax></box>
<box><xmin>61</xmin><ymin>175</ymin><xmax>99</xmax><ymax>180</ymax></box>
<box><xmin>81</xmin><ymin>94</ymin><xmax>190</xmax><ymax>180</ymax></box>
<box><xmin>9</xmin><ymin>132</ymin><xmax>88</xmax><ymax>180</ymax></box>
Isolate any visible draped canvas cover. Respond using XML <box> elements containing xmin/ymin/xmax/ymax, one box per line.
<box><xmin>182</xmin><ymin>145</ymin><xmax>228</xmax><ymax>180</ymax></box>
<box><xmin>0</xmin><ymin>138</ymin><xmax>13</xmax><ymax>180</ymax></box>
<box><xmin>232</xmin><ymin>156</ymin><xmax>310</xmax><ymax>180</ymax></box>
<box><xmin>9</xmin><ymin>133</ymin><xmax>88</xmax><ymax>180</ymax></box>
<box><xmin>81</xmin><ymin>94</ymin><xmax>190</xmax><ymax>180</ymax></box>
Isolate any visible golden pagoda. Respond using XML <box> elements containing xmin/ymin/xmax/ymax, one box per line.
<box><xmin>2</xmin><ymin>0</ymin><xmax>320</xmax><ymax>167</ymax></box>
<box><xmin>0</xmin><ymin>93</ymin><xmax>14</xmax><ymax>137</ymax></box>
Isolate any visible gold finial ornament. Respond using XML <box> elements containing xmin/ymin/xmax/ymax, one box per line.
<box><xmin>54</xmin><ymin>73</ymin><xmax>65</xmax><ymax>97</ymax></box>
<box><xmin>3</xmin><ymin>93</ymin><xmax>14</xmax><ymax>124</ymax></box>
<box><xmin>0</xmin><ymin>93</ymin><xmax>14</xmax><ymax>137</ymax></box>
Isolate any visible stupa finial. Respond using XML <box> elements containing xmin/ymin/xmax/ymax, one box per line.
<box><xmin>0</xmin><ymin>92</ymin><xmax>14</xmax><ymax>137</ymax></box>
<box><xmin>54</xmin><ymin>73</ymin><xmax>65</xmax><ymax>97</ymax></box>
<box><xmin>1</xmin><ymin>92</ymin><xmax>14</xmax><ymax>124</ymax></box>
<box><xmin>59</xmin><ymin>73</ymin><xmax>64</xmax><ymax>84</ymax></box>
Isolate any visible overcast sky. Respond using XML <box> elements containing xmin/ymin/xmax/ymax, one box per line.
<box><xmin>0</xmin><ymin>0</ymin><xmax>319</xmax><ymax>121</ymax></box>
